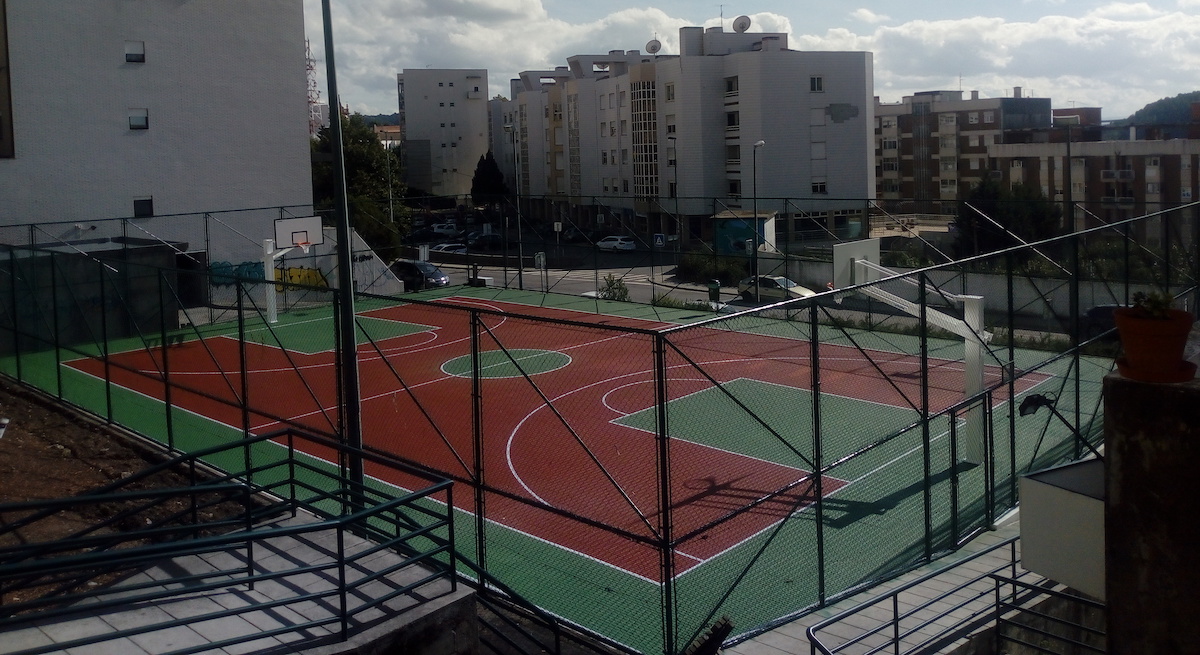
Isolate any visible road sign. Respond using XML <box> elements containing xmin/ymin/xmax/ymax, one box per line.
<box><xmin>554</xmin><ymin>221</ymin><xmax>563</xmax><ymax>233</ymax></box>
<box><xmin>653</xmin><ymin>233</ymin><xmax>666</xmax><ymax>248</ymax></box>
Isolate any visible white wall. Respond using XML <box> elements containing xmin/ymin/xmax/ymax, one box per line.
<box><xmin>0</xmin><ymin>0</ymin><xmax>312</xmax><ymax>260</ymax></box>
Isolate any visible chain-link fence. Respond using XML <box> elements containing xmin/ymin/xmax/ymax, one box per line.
<box><xmin>0</xmin><ymin>199</ymin><xmax>1195</xmax><ymax>654</ymax></box>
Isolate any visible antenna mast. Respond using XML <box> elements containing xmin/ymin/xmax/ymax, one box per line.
<box><xmin>305</xmin><ymin>39</ymin><xmax>323</xmax><ymax>136</ymax></box>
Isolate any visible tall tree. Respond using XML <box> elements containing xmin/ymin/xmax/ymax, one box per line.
<box><xmin>311</xmin><ymin>113</ymin><xmax>408</xmax><ymax>261</ymax></box>
<box><xmin>954</xmin><ymin>178</ymin><xmax>1061</xmax><ymax>259</ymax></box>
<box><xmin>470</xmin><ymin>151</ymin><xmax>509</xmax><ymax>207</ymax></box>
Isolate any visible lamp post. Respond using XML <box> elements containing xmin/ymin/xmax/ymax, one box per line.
<box><xmin>752</xmin><ymin>139</ymin><xmax>765</xmax><ymax>302</ymax></box>
<box><xmin>1055</xmin><ymin>115</ymin><xmax>1080</xmax><ymax>233</ymax></box>
<box><xmin>503</xmin><ymin>123</ymin><xmax>524</xmax><ymax>290</ymax></box>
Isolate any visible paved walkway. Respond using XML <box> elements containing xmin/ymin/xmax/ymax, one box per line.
<box><xmin>726</xmin><ymin>516</ymin><xmax>1032</xmax><ymax>655</ymax></box>
<box><xmin>3</xmin><ymin>513</ymin><xmax>467</xmax><ymax>655</ymax></box>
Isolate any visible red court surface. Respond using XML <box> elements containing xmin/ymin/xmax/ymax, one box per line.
<box><xmin>66</xmin><ymin>297</ymin><xmax>1045</xmax><ymax>580</ymax></box>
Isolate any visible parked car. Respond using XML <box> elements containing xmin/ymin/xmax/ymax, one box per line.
<box><xmin>467</xmin><ymin>233</ymin><xmax>504</xmax><ymax>251</ymax></box>
<box><xmin>403</xmin><ymin>227</ymin><xmax>438</xmax><ymax>244</ymax></box>
<box><xmin>430</xmin><ymin>242</ymin><xmax>467</xmax><ymax>254</ymax></box>
<box><xmin>1083</xmin><ymin>304</ymin><xmax>1122</xmax><ymax>341</ymax></box>
<box><xmin>390</xmin><ymin>260</ymin><xmax>449</xmax><ymax>291</ymax></box>
<box><xmin>596</xmin><ymin>236</ymin><xmax>636</xmax><ymax>252</ymax></box>
<box><xmin>431</xmin><ymin>223</ymin><xmax>460</xmax><ymax>237</ymax></box>
<box><xmin>737</xmin><ymin>275</ymin><xmax>816</xmax><ymax>302</ymax></box>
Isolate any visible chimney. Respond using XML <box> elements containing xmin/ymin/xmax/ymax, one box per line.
<box><xmin>1014</xmin><ymin>86</ymin><xmax>1023</xmax><ymax>98</ymax></box>
<box><xmin>971</xmin><ymin>90</ymin><xmax>979</xmax><ymax>100</ymax></box>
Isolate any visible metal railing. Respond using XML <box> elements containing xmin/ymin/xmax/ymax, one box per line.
<box><xmin>806</xmin><ymin>537</ymin><xmax>1039</xmax><ymax>655</ymax></box>
<box><xmin>0</xmin><ymin>428</ymin><xmax>456</xmax><ymax>655</ymax></box>
<box><xmin>992</xmin><ymin>574</ymin><xmax>1106</xmax><ymax>654</ymax></box>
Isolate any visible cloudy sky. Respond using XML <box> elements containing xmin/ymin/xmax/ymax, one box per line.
<box><xmin>303</xmin><ymin>1</ymin><xmax>1200</xmax><ymax>121</ymax></box>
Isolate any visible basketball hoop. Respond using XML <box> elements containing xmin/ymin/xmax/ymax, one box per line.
<box><xmin>296</xmin><ymin>241</ymin><xmax>311</xmax><ymax>255</ymax></box>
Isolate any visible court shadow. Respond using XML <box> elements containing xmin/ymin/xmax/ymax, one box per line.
<box><xmin>817</xmin><ymin>460</ymin><xmax>979</xmax><ymax>529</ymax></box>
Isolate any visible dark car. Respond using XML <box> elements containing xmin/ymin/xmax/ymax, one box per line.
<box><xmin>390</xmin><ymin>259</ymin><xmax>450</xmax><ymax>292</ymax></box>
<box><xmin>467</xmin><ymin>233</ymin><xmax>504</xmax><ymax>251</ymax></box>
<box><xmin>1083</xmin><ymin>304</ymin><xmax>1121</xmax><ymax>341</ymax></box>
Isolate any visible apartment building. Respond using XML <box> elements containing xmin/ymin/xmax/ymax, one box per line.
<box><xmin>397</xmin><ymin>69</ymin><xmax>490</xmax><ymax>198</ymax></box>
<box><xmin>874</xmin><ymin>89</ymin><xmax>1052</xmax><ymax>214</ymax></box>
<box><xmin>990</xmin><ymin>131</ymin><xmax>1200</xmax><ymax>244</ymax></box>
<box><xmin>491</xmin><ymin>22</ymin><xmax>874</xmax><ymax>245</ymax></box>
<box><xmin>0</xmin><ymin>0</ymin><xmax>312</xmax><ymax>261</ymax></box>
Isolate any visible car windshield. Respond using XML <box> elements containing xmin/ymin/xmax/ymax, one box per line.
<box><xmin>416</xmin><ymin>262</ymin><xmax>439</xmax><ymax>274</ymax></box>
<box><xmin>777</xmin><ymin>278</ymin><xmax>799</xmax><ymax>288</ymax></box>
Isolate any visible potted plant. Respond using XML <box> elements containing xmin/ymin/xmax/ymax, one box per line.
<box><xmin>1112</xmin><ymin>290</ymin><xmax>1196</xmax><ymax>383</ymax></box>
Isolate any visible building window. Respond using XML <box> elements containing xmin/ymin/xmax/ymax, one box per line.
<box><xmin>728</xmin><ymin>180</ymin><xmax>741</xmax><ymax>197</ymax></box>
<box><xmin>601</xmin><ymin>151</ymin><xmax>608</xmax><ymax>165</ymax></box>
<box><xmin>440</xmin><ymin>123</ymin><xmax>445</xmax><ymax>127</ymax></box>
<box><xmin>940</xmin><ymin>114</ymin><xmax>956</xmax><ymax>126</ymax></box>
<box><xmin>622</xmin><ymin>179</ymin><xmax>629</xmax><ymax>193</ymax></box>
<box><xmin>940</xmin><ymin>179</ymin><xmax>957</xmax><ymax>191</ymax></box>
<box><xmin>811</xmin><ymin>142</ymin><xmax>826</xmax><ymax>160</ymax></box>
<box><xmin>665</xmin><ymin>83</ymin><xmax>675</xmax><ymax>102</ymax></box>
<box><xmin>610</xmin><ymin>123</ymin><xmax>616</xmax><ymax>136</ymax></box>
<box><xmin>619</xmin><ymin>91</ymin><xmax>626</xmax><ymax>107</ymax></box>
<box><xmin>726</xmin><ymin>144</ymin><xmax>740</xmax><ymax>162</ymax></box>
<box><xmin>1011</xmin><ymin>160</ymin><xmax>1023</xmax><ymax>168</ymax></box>
<box><xmin>599</xmin><ymin>121</ymin><xmax>606</xmax><ymax>136</ymax></box>
<box><xmin>810</xmin><ymin>76</ymin><xmax>824</xmax><ymax>93</ymax></box>
<box><xmin>939</xmin><ymin>135</ymin><xmax>956</xmax><ymax>149</ymax></box>
<box><xmin>725</xmin><ymin>111</ymin><xmax>739</xmax><ymax>129</ymax></box>
<box><xmin>1147</xmin><ymin>183</ymin><xmax>1160</xmax><ymax>194</ymax></box>
<box><xmin>451</xmin><ymin>142</ymin><xmax>457</xmax><ymax>147</ymax></box>
<box><xmin>812</xmin><ymin>179</ymin><xmax>827</xmax><ymax>194</ymax></box>
<box><xmin>881</xmin><ymin>117</ymin><xmax>896</xmax><ymax>129</ymax></box>
<box><xmin>666</xmin><ymin>114</ymin><xmax>676</xmax><ymax>134</ymax></box>
<box><xmin>669</xmin><ymin>181</ymin><xmax>677</xmax><ymax>198</ymax></box>
<box><xmin>438</xmin><ymin>82</ymin><xmax>444</xmax><ymax>87</ymax></box>
<box><xmin>724</xmin><ymin>76</ymin><xmax>739</xmax><ymax>95</ymax></box>
<box><xmin>882</xmin><ymin>158</ymin><xmax>899</xmax><ymax>171</ymax></box>
<box><xmin>970</xmin><ymin>158</ymin><xmax>981</xmax><ymax>170</ymax></box>
<box><xmin>450</xmin><ymin>102</ymin><xmax>455</xmax><ymax>107</ymax></box>
<box><xmin>448</xmin><ymin>82</ymin><xmax>454</xmax><ymax>87</ymax></box>
<box><xmin>124</xmin><ymin>41</ymin><xmax>145</xmax><ymax>63</ymax></box>
<box><xmin>128</xmin><ymin>108</ymin><xmax>149</xmax><ymax>130</ymax></box>
<box><xmin>983</xmin><ymin>111</ymin><xmax>994</xmax><ymax>123</ymax></box>
<box><xmin>621</xmin><ymin>149</ymin><xmax>629</xmax><ymax>165</ymax></box>
<box><xmin>133</xmin><ymin>197</ymin><xmax>154</xmax><ymax>218</ymax></box>
<box><xmin>968</xmin><ymin>135</ymin><xmax>980</xmax><ymax>147</ymax></box>
<box><xmin>619</xmin><ymin>120</ymin><xmax>627</xmax><ymax>136</ymax></box>
<box><xmin>1147</xmin><ymin>157</ymin><xmax>1160</xmax><ymax>167</ymax></box>
<box><xmin>811</xmin><ymin>108</ymin><xmax>826</xmax><ymax>126</ymax></box>
<box><xmin>883</xmin><ymin>180</ymin><xmax>901</xmax><ymax>193</ymax></box>
<box><xmin>941</xmin><ymin>159</ymin><xmax>956</xmax><ymax>172</ymax></box>
<box><xmin>439</xmin><ymin>102</ymin><xmax>444</xmax><ymax>107</ymax></box>
<box><xmin>968</xmin><ymin>112</ymin><xmax>979</xmax><ymax>124</ymax></box>
<box><xmin>882</xmin><ymin>138</ymin><xmax>897</xmax><ymax>150</ymax></box>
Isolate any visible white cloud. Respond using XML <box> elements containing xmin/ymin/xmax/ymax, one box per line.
<box><xmin>307</xmin><ymin>1</ymin><xmax>1200</xmax><ymax>121</ymax></box>
<box><xmin>850</xmin><ymin>8</ymin><xmax>891</xmax><ymax>24</ymax></box>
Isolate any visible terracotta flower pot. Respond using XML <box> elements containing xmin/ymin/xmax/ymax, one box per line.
<box><xmin>1113</xmin><ymin>307</ymin><xmax>1196</xmax><ymax>383</ymax></box>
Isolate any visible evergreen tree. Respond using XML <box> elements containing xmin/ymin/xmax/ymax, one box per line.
<box><xmin>470</xmin><ymin>151</ymin><xmax>509</xmax><ymax>207</ymax></box>
<box><xmin>311</xmin><ymin>113</ymin><xmax>409</xmax><ymax>261</ymax></box>
<box><xmin>954</xmin><ymin>178</ymin><xmax>1061</xmax><ymax>259</ymax></box>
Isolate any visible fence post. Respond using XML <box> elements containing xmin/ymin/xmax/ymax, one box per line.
<box><xmin>159</xmin><ymin>270</ymin><xmax>175</xmax><ymax>451</ymax></box>
<box><xmin>1005</xmin><ymin>251</ymin><xmax>1017</xmax><ymax>509</ymax></box>
<box><xmin>810</xmin><ymin>300</ymin><xmax>826</xmax><ymax>605</ymax></box>
<box><xmin>236</xmin><ymin>281</ymin><xmax>252</xmax><ymax>487</ymax></box>
<box><xmin>470</xmin><ymin>309</ymin><xmax>487</xmax><ymax>573</ymax></box>
<box><xmin>919</xmin><ymin>272</ymin><xmax>932</xmax><ymax>561</ymax></box>
<box><xmin>50</xmin><ymin>252</ymin><xmax>62</xmax><ymax>397</ymax></box>
<box><xmin>6</xmin><ymin>247</ymin><xmax>21</xmax><ymax>382</ymax></box>
<box><xmin>654</xmin><ymin>332</ymin><xmax>675</xmax><ymax>655</ymax></box>
<box><xmin>100</xmin><ymin>259</ymin><xmax>113</xmax><ymax>421</ymax></box>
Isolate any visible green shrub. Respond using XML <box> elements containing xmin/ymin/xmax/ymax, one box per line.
<box><xmin>597</xmin><ymin>273</ymin><xmax>630</xmax><ymax>301</ymax></box>
<box><xmin>675</xmin><ymin>252</ymin><xmax>748</xmax><ymax>285</ymax></box>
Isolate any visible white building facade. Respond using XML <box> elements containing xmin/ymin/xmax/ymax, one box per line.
<box><xmin>490</xmin><ymin>23</ymin><xmax>874</xmax><ymax>245</ymax></box>
<box><xmin>397</xmin><ymin>69</ymin><xmax>490</xmax><ymax>199</ymax></box>
<box><xmin>0</xmin><ymin>0</ymin><xmax>313</xmax><ymax>262</ymax></box>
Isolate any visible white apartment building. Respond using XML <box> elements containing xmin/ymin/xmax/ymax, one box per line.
<box><xmin>397</xmin><ymin>69</ymin><xmax>490</xmax><ymax>199</ymax></box>
<box><xmin>0</xmin><ymin>0</ymin><xmax>313</xmax><ymax>262</ymax></box>
<box><xmin>491</xmin><ymin>22</ymin><xmax>874</xmax><ymax>245</ymax></box>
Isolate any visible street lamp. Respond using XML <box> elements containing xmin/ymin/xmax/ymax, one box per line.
<box><xmin>1054</xmin><ymin>115</ymin><xmax>1081</xmax><ymax>233</ymax></box>
<box><xmin>503</xmin><ymin>123</ymin><xmax>524</xmax><ymax>290</ymax></box>
<box><xmin>752</xmin><ymin>139</ymin><xmax>765</xmax><ymax>302</ymax></box>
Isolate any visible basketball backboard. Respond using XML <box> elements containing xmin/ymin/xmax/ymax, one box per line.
<box><xmin>831</xmin><ymin>238</ymin><xmax>881</xmax><ymax>289</ymax></box>
<box><xmin>274</xmin><ymin>216</ymin><xmax>324</xmax><ymax>249</ymax></box>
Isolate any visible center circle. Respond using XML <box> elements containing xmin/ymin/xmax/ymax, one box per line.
<box><xmin>442</xmin><ymin>349</ymin><xmax>571</xmax><ymax>379</ymax></box>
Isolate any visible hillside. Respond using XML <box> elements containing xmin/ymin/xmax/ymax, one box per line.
<box><xmin>1118</xmin><ymin>91</ymin><xmax>1200</xmax><ymax>125</ymax></box>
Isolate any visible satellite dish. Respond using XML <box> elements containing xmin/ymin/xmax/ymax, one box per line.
<box><xmin>645</xmin><ymin>39</ymin><xmax>662</xmax><ymax>54</ymax></box>
<box><xmin>732</xmin><ymin>15</ymin><xmax>752</xmax><ymax>33</ymax></box>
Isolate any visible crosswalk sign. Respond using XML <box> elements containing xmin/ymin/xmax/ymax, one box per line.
<box><xmin>653</xmin><ymin>233</ymin><xmax>666</xmax><ymax>248</ymax></box>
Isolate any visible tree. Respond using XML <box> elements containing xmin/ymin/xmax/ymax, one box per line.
<box><xmin>470</xmin><ymin>151</ymin><xmax>508</xmax><ymax>207</ymax></box>
<box><xmin>311</xmin><ymin>113</ymin><xmax>408</xmax><ymax>261</ymax></box>
<box><xmin>954</xmin><ymin>178</ymin><xmax>1061</xmax><ymax>259</ymax></box>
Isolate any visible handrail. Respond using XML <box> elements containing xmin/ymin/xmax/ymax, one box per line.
<box><xmin>807</xmin><ymin>536</ymin><xmax>1026</xmax><ymax>655</ymax></box>
<box><xmin>0</xmin><ymin>427</ymin><xmax>457</xmax><ymax>655</ymax></box>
